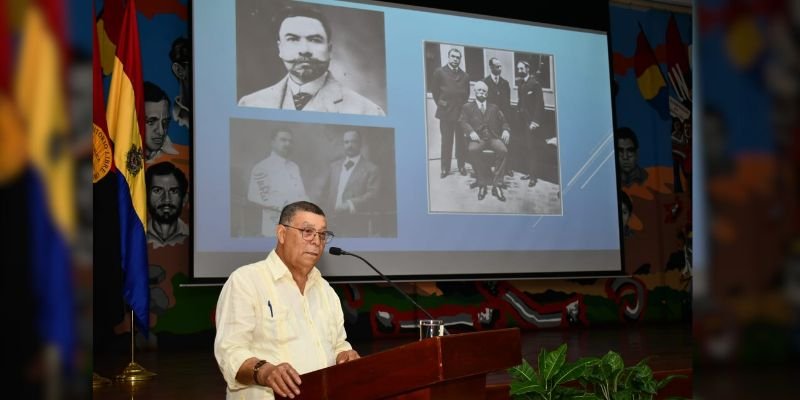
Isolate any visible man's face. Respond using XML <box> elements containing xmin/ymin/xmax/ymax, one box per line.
<box><xmin>278</xmin><ymin>211</ymin><xmax>327</xmax><ymax>272</ymax></box>
<box><xmin>148</xmin><ymin>174</ymin><xmax>185</xmax><ymax>225</ymax></box>
<box><xmin>277</xmin><ymin>16</ymin><xmax>331</xmax><ymax>84</ymax></box>
<box><xmin>145</xmin><ymin>99</ymin><xmax>170</xmax><ymax>153</ymax></box>
<box><xmin>489</xmin><ymin>60</ymin><xmax>502</xmax><ymax>76</ymax></box>
<box><xmin>272</xmin><ymin>131</ymin><xmax>293</xmax><ymax>158</ymax></box>
<box><xmin>616</xmin><ymin>138</ymin><xmax>638</xmax><ymax>174</ymax></box>
<box><xmin>447</xmin><ymin>50</ymin><xmax>461</xmax><ymax>69</ymax></box>
<box><xmin>474</xmin><ymin>83</ymin><xmax>488</xmax><ymax>103</ymax></box>
<box><xmin>516</xmin><ymin>62</ymin><xmax>528</xmax><ymax>78</ymax></box>
<box><xmin>343</xmin><ymin>131</ymin><xmax>361</xmax><ymax>158</ymax></box>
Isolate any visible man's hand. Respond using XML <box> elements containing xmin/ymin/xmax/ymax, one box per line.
<box><xmin>546</xmin><ymin>137</ymin><xmax>557</xmax><ymax>146</ymax></box>
<box><xmin>529</xmin><ymin>121</ymin><xmax>540</xmax><ymax>130</ymax></box>
<box><xmin>261</xmin><ymin>362</ymin><xmax>302</xmax><ymax>399</ymax></box>
<box><xmin>336</xmin><ymin>349</ymin><xmax>360</xmax><ymax>364</ymax></box>
<box><xmin>469</xmin><ymin>131</ymin><xmax>480</xmax><ymax>142</ymax></box>
<box><xmin>501</xmin><ymin>130</ymin><xmax>510</xmax><ymax>144</ymax></box>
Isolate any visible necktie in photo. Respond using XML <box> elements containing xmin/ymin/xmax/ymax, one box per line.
<box><xmin>480</xmin><ymin>103</ymin><xmax>485</xmax><ymax>113</ymax></box>
<box><xmin>293</xmin><ymin>92</ymin><xmax>312</xmax><ymax>110</ymax></box>
<box><xmin>344</xmin><ymin>160</ymin><xmax>355</xmax><ymax>171</ymax></box>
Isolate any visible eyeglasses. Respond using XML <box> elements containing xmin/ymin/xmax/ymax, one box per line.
<box><xmin>280</xmin><ymin>224</ymin><xmax>334</xmax><ymax>244</ymax></box>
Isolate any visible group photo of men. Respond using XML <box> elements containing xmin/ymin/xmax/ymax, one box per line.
<box><xmin>424</xmin><ymin>43</ymin><xmax>562</xmax><ymax>215</ymax></box>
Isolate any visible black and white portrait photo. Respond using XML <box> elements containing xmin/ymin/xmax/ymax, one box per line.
<box><xmin>424</xmin><ymin>42</ymin><xmax>562</xmax><ymax>215</ymax></box>
<box><xmin>236</xmin><ymin>0</ymin><xmax>387</xmax><ymax>116</ymax></box>
<box><xmin>229</xmin><ymin>119</ymin><xmax>397</xmax><ymax>238</ymax></box>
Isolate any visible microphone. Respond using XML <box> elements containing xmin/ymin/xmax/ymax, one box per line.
<box><xmin>328</xmin><ymin>247</ymin><xmax>447</xmax><ymax>334</ymax></box>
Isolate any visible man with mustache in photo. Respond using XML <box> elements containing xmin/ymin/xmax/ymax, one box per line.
<box><xmin>145</xmin><ymin>161</ymin><xmax>190</xmax><ymax>248</ymax></box>
<box><xmin>238</xmin><ymin>3</ymin><xmax>385</xmax><ymax>116</ymax></box>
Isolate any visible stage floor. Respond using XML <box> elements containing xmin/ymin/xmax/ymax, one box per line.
<box><xmin>93</xmin><ymin>323</ymin><xmax>692</xmax><ymax>399</ymax></box>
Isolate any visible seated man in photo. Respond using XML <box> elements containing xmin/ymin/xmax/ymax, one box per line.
<box><xmin>458</xmin><ymin>81</ymin><xmax>510</xmax><ymax>201</ymax></box>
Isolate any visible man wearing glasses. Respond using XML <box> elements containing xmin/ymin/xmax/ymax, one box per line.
<box><xmin>215</xmin><ymin>201</ymin><xmax>359</xmax><ymax>400</ymax></box>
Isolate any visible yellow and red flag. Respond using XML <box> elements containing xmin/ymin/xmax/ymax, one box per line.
<box><xmin>105</xmin><ymin>0</ymin><xmax>149</xmax><ymax>333</ymax></box>
<box><xmin>634</xmin><ymin>25</ymin><xmax>669</xmax><ymax>119</ymax></box>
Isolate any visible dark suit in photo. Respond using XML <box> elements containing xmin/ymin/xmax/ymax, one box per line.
<box><xmin>517</xmin><ymin>77</ymin><xmax>545</xmax><ymax>182</ymax></box>
<box><xmin>320</xmin><ymin>157</ymin><xmax>381</xmax><ymax>237</ymax></box>
<box><xmin>431</xmin><ymin>64</ymin><xmax>470</xmax><ymax>176</ymax></box>
<box><xmin>483</xmin><ymin>74</ymin><xmax>512</xmax><ymax>117</ymax></box>
<box><xmin>483</xmin><ymin>74</ymin><xmax>513</xmax><ymax>175</ymax></box>
<box><xmin>459</xmin><ymin>101</ymin><xmax>510</xmax><ymax>196</ymax></box>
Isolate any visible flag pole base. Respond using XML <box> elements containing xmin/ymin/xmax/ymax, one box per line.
<box><xmin>115</xmin><ymin>361</ymin><xmax>157</xmax><ymax>381</ymax></box>
<box><xmin>92</xmin><ymin>372</ymin><xmax>112</xmax><ymax>387</ymax></box>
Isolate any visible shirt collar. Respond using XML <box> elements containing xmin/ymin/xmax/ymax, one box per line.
<box><xmin>266</xmin><ymin>249</ymin><xmax>322</xmax><ymax>283</ymax></box>
<box><xmin>268</xmin><ymin>151</ymin><xmax>289</xmax><ymax>163</ymax></box>
<box><xmin>288</xmin><ymin>72</ymin><xmax>328</xmax><ymax>97</ymax></box>
<box><xmin>345</xmin><ymin>154</ymin><xmax>361</xmax><ymax>166</ymax></box>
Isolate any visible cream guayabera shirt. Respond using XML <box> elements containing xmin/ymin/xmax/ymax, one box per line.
<box><xmin>214</xmin><ymin>250</ymin><xmax>353</xmax><ymax>400</ymax></box>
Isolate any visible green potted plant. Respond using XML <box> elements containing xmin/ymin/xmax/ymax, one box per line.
<box><xmin>508</xmin><ymin>344</ymin><xmax>687</xmax><ymax>400</ymax></box>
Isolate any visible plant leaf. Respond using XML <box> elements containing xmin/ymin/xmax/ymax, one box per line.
<box><xmin>572</xmin><ymin>394</ymin><xmax>603</xmax><ymax>400</ymax></box>
<box><xmin>509</xmin><ymin>359</ymin><xmax>539</xmax><ymax>384</ymax></box>
<box><xmin>510</xmin><ymin>380</ymin><xmax>545</xmax><ymax>395</ymax></box>
<box><xmin>611</xmin><ymin>389</ymin><xmax>634</xmax><ymax>400</ymax></box>
<box><xmin>542</xmin><ymin>343</ymin><xmax>568</xmax><ymax>382</ymax></box>
<box><xmin>600</xmin><ymin>351</ymin><xmax>624</xmax><ymax>384</ymax></box>
<box><xmin>656</xmin><ymin>374</ymin><xmax>687</xmax><ymax>390</ymax></box>
<box><xmin>554</xmin><ymin>358</ymin><xmax>594</xmax><ymax>386</ymax></box>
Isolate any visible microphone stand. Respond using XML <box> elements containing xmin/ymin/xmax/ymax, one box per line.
<box><xmin>341</xmin><ymin>251</ymin><xmax>448</xmax><ymax>335</ymax></box>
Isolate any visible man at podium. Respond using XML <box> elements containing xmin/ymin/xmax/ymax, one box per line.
<box><xmin>214</xmin><ymin>201</ymin><xmax>360</xmax><ymax>399</ymax></box>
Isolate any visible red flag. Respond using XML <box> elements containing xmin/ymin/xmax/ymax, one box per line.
<box><xmin>666</xmin><ymin>13</ymin><xmax>691</xmax><ymax>102</ymax></box>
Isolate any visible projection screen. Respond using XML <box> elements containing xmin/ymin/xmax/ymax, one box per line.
<box><xmin>192</xmin><ymin>0</ymin><xmax>624</xmax><ymax>281</ymax></box>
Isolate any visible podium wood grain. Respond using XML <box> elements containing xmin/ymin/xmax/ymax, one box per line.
<box><xmin>276</xmin><ymin>328</ymin><xmax>521</xmax><ymax>400</ymax></box>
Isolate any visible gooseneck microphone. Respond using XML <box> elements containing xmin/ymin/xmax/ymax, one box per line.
<box><xmin>328</xmin><ymin>247</ymin><xmax>447</xmax><ymax>334</ymax></box>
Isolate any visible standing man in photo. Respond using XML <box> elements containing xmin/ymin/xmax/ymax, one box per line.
<box><xmin>318</xmin><ymin>129</ymin><xmax>380</xmax><ymax>237</ymax></box>
<box><xmin>238</xmin><ymin>3</ymin><xmax>385</xmax><ymax>116</ymax></box>
<box><xmin>483</xmin><ymin>57</ymin><xmax>513</xmax><ymax>178</ymax></box>
<box><xmin>431</xmin><ymin>47</ymin><xmax>470</xmax><ymax>178</ymax></box>
<box><xmin>515</xmin><ymin>60</ymin><xmax>545</xmax><ymax>187</ymax></box>
<box><xmin>248</xmin><ymin>128</ymin><xmax>309</xmax><ymax>237</ymax></box>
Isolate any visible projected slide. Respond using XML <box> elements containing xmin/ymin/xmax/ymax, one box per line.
<box><xmin>193</xmin><ymin>0</ymin><xmax>622</xmax><ymax>280</ymax></box>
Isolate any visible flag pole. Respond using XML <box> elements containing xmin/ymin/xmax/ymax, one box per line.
<box><xmin>115</xmin><ymin>310</ymin><xmax>156</xmax><ymax>381</ymax></box>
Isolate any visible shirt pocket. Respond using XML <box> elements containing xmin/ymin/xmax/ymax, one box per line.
<box><xmin>264</xmin><ymin>306</ymin><xmax>298</xmax><ymax>345</ymax></box>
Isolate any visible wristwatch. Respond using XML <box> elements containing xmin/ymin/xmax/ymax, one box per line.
<box><xmin>253</xmin><ymin>360</ymin><xmax>268</xmax><ymax>385</ymax></box>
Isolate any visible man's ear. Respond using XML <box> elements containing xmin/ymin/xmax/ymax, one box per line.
<box><xmin>276</xmin><ymin>224</ymin><xmax>286</xmax><ymax>244</ymax></box>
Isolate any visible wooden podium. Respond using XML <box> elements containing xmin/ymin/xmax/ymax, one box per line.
<box><xmin>276</xmin><ymin>328</ymin><xmax>521</xmax><ymax>400</ymax></box>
